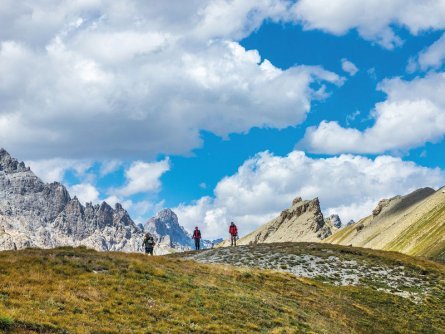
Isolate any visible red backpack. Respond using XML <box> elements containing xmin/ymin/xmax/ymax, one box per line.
<box><xmin>193</xmin><ymin>229</ymin><xmax>201</xmax><ymax>239</ymax></box>
<box><xmin>229</xmin><ymin>225</ymin><xmax>237</xmax><ymax>236</ymax></box>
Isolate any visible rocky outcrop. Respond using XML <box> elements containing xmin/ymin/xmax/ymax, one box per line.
<box><xmin>0</xmin><ymin>149</ymin><xmax>144</xmax><ymax>252</ymax></box>
<box><xmin>325</xmin><ymin>214</ymin><xmax>342</xmax><ymax>229</ymax></box>
<box><xmin>372</xmin><ymin>199</ymin><xmax>392</xmax><ymax>217</ymax></box>
<box><xmin>237</xmin><ymin>197</ymin><xmax>334</xmax><ymax>245</ymax></box>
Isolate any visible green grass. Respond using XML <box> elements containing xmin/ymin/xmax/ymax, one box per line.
<box><xmin>0</xmin><ymin>246</ymin><xmax>444</xmax><ymax>333</ymax></box>
<box><xmin>384</xmin><ymin>202</ymin><xmax>445</xmax><ymax>260</ymax></box>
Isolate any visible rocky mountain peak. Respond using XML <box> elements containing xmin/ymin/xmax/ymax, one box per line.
<box><xmin>115</xmin><ymin>203</ymin><xmax>124</xmax><ymax>212</ymax></box>
<box><xmin>325</xmin><ymin>214</ymin><xmax>342</xmax><ymax>229</ymax></box>
<box><xmin>156</xmin><ymin>208</ymin><xmax>177</xmax><ymax>220</ymax></box>
<box><xmin>284</xmin><ymin>197</ymin><xmax>321</xmax><ymax>220</ymax></box>
<box><xmin>0</xmin><ymin>148</ymin><xmax>29</xmax><ymax>173</ymax></box>
<box><xmin>144</xmin><ymin>208</ymin><xmax>191</xmax><ymax>249</ymax></box>
<box><xmin>237</xmin><ymin>196</ymin><xmax>334</xmax><ymax>246</ymax></box>
<box><xmin>292</xmin><ymin>197</ymin><xmax>303</xmax><ymax>205</ymax></box>
<box><xmin>0</xmin><ymin>149</ymin><xmax>143</xmax><ymax>252</ymax></box>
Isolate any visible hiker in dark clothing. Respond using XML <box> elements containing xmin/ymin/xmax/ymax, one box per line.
<box><xmin>143</xmin><ymin>233</ymin><xmax>156</xmax><ymax>255</ymax></box>
<box><xmin>229</xmin><ymin>222</ymin><xmax>238</xmax><ymax>247</ymax></box>
<box><xmin>192</xmin><ymin>226</ymin><xmax>201</xmax><ymax>250</ymax></box>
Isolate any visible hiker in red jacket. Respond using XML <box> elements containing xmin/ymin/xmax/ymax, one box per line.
<box><xmin>192</xmin><ymin>226</ymin><xmax>201</xmax><ymax>250</ymax></box>
<box><xmin>229</xmin><ymin>222</ymin><xmax>238</xmax><ymax>247</ymax></box>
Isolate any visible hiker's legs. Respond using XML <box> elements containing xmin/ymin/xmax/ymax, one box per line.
<box><xmin>231</xmin><ymin>235</ymin><xmax>236</xmax><ymax>246</ymax></box>
<box><xmin>195</xmin><ymin>239</ymin><xmax>200</xmax><ymax>250</ymax></box>
<box><xmin>148</xmin><ymin>247</ymin><xmax>154</xmax><ymax>256</ymax></box>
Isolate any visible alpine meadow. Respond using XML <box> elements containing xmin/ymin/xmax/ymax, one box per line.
<box><xmin>1</xmin><ymin>1</ymin><xmax>445</xmax><ymax>333</ymax></box>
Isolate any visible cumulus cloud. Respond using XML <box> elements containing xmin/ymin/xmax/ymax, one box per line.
<box><xmin>68</xmin><ymin>183</ymin><xmax>100</xmax><ymax>204</ymax></box>
<box><xmin>292</xmin><ymin>0</ymin><xmax>445</xmax><ymax>49</ymax></box>
<box><xmin>175</xmin><ymin>151</ymin><xmax>445</xmax><ymax>239</ymax></box>
<box><xmin>26</xmin><ymin>158</ymin><xmax>92</xmax><ymax>183</ymax></box>
<box><xmin>0</xmin><ymin>0</ymin><xmax>344</xmax><ymax>161</ymax></box>
<box><xmin>115</xmin><ymin>159</ymin><xmax>170</xmax><ymax>196</ymax></box>
<box><xmin>299</xmin><ymin>72</ymin><xmax>445</xmax><ymax>154</ymax></box>
<box><xmin>341</xmin><ymin>58</ymin><xmax>358</xmax><ymax>76</ymax></box>
<box><xmin>409</xmin><ymin>33</ymin><xmax>445</xmax><ymax>72</ymax></box>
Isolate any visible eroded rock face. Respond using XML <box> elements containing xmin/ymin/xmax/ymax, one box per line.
<box><xmin>238</xmin><ymin>196</ymin><xmax>334</xmax><ymax>245</ymax></box>
<box><xmin>372</xmin><ymin>199</ymin><xmax>392</xmax><ymax>217</ymax></box>
<box><xmin>0</xmin><ymin>149</ymin><xmax>144</xmax><ymax>252</ymax></box>
<box><xmin>325</xmin><ymin>214</ymin><xmax>342</xmax><ymax>229</ymax></box>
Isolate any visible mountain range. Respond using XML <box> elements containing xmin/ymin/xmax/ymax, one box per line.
<box><xmin>1</xmin><ymin>148</ymin><xmax>444</xmax><ymax>262</ymax></box>
<box><xmin>227</xmin><ymin>186</ymin><xmax>444</xmax><ymax>262</ymax></box>
<box><xmin>0</xmin><ymin>148</ymin><xmax>144</xmax><ymax>251</ymax></box>
<box><xmin>0</xmin><ymin>148</ymin><xmax>214</xmax><ymax>253</ymax></box>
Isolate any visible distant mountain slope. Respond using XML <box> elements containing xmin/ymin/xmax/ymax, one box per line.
<box><xmin>145</xmin><ymin>208</ymin><xmax>223</xmax><ymax>253</ymax></box>
<box><xmin>234</xmin><ymin>197</ymin><xmax>336</xmax><ymax>246</ymax></box>
<box><xmin>326</xmin><ymin>187</ymin><xmax>445</xmax><ymax>261</ymax></box>
<box><xmin>144</xmin><ymin>209</ymin><xmax>192</xmax><ymax>253</ymax></box>
<box><xmin>0</xmin><ymin>148</ymin><xmax>143</xmax><ymax>251</ymax></box>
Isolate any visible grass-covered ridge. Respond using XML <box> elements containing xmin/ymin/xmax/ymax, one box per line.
<box><xmin>325</xmin><ymin>188</ymin><xmax>445</xmax><ymax>262</ymax></box>
<box><xmin>0</xmin><ymin>245</ymin><xmax>444</xmax><ymax>333</ymax></box>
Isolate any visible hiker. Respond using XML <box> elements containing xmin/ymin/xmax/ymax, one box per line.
<box><xmin>229</xmin><ymin>222</ymin><xmax>238</xmax><ymax>247</ymax></box>
<box><xmin>192</xmin><ymin>226</ymin><xmax>201</xmax><ymax>250</ymax></box>
<box><xmin>143</xmin><ymin>232</ymin><xmax>156</xmax><ymax>256</ymax></box>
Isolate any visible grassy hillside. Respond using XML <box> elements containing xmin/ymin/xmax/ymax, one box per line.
<box><xmin>326</xmin><ymin>188</ymin><xmax>445</xmax><ymax>262</ymax></box>
<box><xmin>0</xmin><ymin>246</ymin><xmax>444</xmax><ymax>333</ymax></box>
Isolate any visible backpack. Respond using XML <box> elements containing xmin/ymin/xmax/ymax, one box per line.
<box><xmin>193</xmin><ymin>230</ymin><xmax>201</xmax><ymax>239</ymax></box>
<box><xmin>144</xmin><ymin>236</ymin><xmax>155</xmax><ymax>247</ymax></box>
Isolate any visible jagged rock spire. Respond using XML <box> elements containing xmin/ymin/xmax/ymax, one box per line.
<box><xmin>0</xmin><ymin>148</ymin><xmax>143</xmax><ymax>252</ymax></box>
<box><xmin>0</xmin><ymin>148</ymin><xmax>28</xmax><ymax>173</ymax></box>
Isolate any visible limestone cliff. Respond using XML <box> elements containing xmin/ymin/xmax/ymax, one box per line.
<box><xmin>236</xmin><ymin>197</ymin><xmax>335</xmax><ymax>245</ymax></box>
<box><xmin>0</xmin><ymin>149</ymin><xmax>144</xmax><ymax>252</ymax></box>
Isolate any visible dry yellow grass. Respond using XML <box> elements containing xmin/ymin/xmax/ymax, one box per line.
<box><xmin>0</xmin><ymin>246</ymin><xmax>444</xmax><ymax>333</ymax></box>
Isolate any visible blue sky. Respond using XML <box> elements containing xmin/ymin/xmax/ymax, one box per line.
<box><xmin>2</xmin><ymin>1</ymin><xmax>445</xmax><ymax>239</ymax></box>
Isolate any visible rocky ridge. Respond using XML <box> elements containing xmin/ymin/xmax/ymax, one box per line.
<box><xmin>325</xmin><ymin>214</ymin><xmax>342</xmax><ymax>229</ymax></box>
<box><xmin>235</xmin><ymin>197</ymin><xmax>335</xmax><ymax>246</ymax></box>
<box><xmin>326</xmin><ymin>187</ymin><xmax>445</xmax><ymax>261</ymax></box>
<box><xmin>0</xmin><ymin>149</ymin><xmax>144</xmax><ymax>252</ymax></box>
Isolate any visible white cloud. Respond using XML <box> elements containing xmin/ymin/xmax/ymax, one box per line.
<box><xmin>0</xmin><ymin>0</ymin><xmax>343</xmax><ymax>161</ymax></box>
<box><xmin>175</xmin><ymin>150</ymin><xmax>445</xmax><ymax>239</ymax></box>
<box><xmin>409</xmin><ymin>33</ymin><xmax>445</xmax><ymax>72</ymax></box>
<box><xmin>299</xmin><ymin>72</ymin><xmax>445</xmax><ymax>154</ymax></box>
<box><xmin>341</xmin><ymin>58</ymin><xmax>358</xmax><ymax>76</ymax></box>
<box><xmin>26</xmin><ymin>158</ymin><xmax>92</xmax><ymax>183</ymax></box>
<box><xmin>292</xmin><ymin>0</ymin><xmax>445</xmax><ymax>49</ymax></box>
<box><xmin>99</xmin><ymin>160</ymin><xmax>122</xmax><ymax>177</ymax></box>
<box><xmin>116</xmin><ymin>159</ymin><xmax>170</xmax><ymax>196</ymax></box>
<box><xmin>69</xmin><ymin>183</ymin><xmax>100</xmax><ymax>204</ymax></box>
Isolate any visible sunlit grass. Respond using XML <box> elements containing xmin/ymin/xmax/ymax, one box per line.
<box><xmin>0</xmin><ymin>246</ymin><xmax>443</xmax><ymax>333</ymax></box>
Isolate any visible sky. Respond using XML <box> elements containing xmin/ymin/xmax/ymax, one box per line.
<box><xmin>2</xmin><ymin>0</ymin><xmax>445</xmax><ymax>240</ymax></box>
